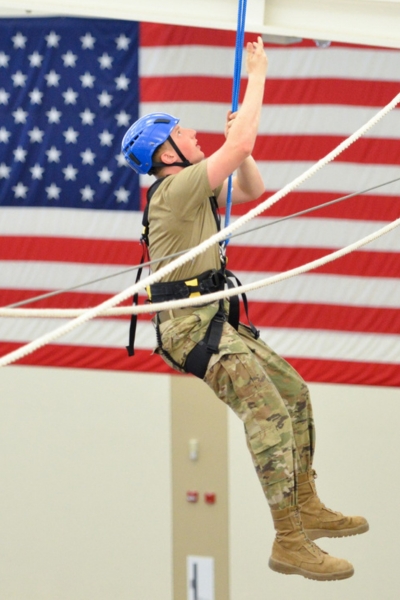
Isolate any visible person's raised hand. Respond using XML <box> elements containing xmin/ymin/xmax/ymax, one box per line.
<box><xmin>246</xmin><ymin>36</ymin><xmax>268</xmax><ymax>79</ymax></box>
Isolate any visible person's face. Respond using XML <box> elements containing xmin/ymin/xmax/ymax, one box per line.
<box><xmin>169</xmin><ymin>124</ymin><xmax>204</xmax><ymax>164</ymax></box>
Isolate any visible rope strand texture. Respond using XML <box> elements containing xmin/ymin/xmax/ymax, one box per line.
<box><xmin>1</xmin><ymin>91</ymin><xmax>400</xmax><ymax>367</ymax></box>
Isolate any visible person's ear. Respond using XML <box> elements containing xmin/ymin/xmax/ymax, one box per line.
<box><xmin>159</xmin><ymin>148</ymin><xmax>177</xmax><ymax>165</ymax></box>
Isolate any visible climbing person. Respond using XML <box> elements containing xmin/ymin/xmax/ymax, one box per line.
<box><xmin>122</xmin><ymin>36</ymin><xmax>368</xmax><ymax>580</ymax></box>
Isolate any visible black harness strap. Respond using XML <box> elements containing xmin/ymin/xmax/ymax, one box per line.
<box><xmin>126</xmin><ymin>176</ymin><xmax>259</xmax><ymax>372</ymax></box>
<box><xmin>126</xmin><ymin>177</ymin><xmax>168</xmax><ymax>356</ymax></box>
<box><xmin>184</xmin><ymin>300</ymin><xmax>226</xmax><ymax>379</ymax></box>
<box><xmin>126</xmin><ymin>244</ymin><xmax>147</xmax><ymax>356</ymax></box>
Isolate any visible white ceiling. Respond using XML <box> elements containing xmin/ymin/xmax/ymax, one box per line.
<box><xmin>0</xmin><ymin>0</ymin><xmax>400</xmax><ymax>48</ymax></box>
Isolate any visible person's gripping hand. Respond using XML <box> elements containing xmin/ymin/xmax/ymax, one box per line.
<box><xmin>224</xmin><ymin>110</ymin><xmax>237</xmax><ymax>139</ymax></box>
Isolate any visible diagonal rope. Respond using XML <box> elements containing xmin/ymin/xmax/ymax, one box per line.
<box><xmin>1</xmin><ymin>91</ymin><xmax>400</xmax><ymax>366</ymax></box>
<box><xmin>5</xmin><ymin>175</ymin><xmax>400</xmax><ymax>310</ymax></box>
<box><xmin>2</xmin><ymin>215</ymin><xmax>399</xmax><ymax>319</ymax></box>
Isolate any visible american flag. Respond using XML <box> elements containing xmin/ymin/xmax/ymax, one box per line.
<box><xmin>1</xmin><ymin>18</ymin><xmax>399</xmax><ymax>386</ymax></box>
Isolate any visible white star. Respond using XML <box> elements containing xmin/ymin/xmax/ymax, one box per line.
<box><xmin>46</xmin><ymin>31</ymin><xmax>60</xmax><ymax>48</ymax></box>
<box><xmin>0</xmin><ymin>88</ymin><xmax>9</xmax><ymax>104</ymax></box>
<box><xmin>29</xmin><ymin>88</ymin><xmax>43</xmax><ymax>104</ymax></box>
<box><xmin>98</xmin><ymin>53</ymin><xmax>113</xmax><ymax>69</ymax></box>
<box><xmin>80</xmin><ymin>185</ymin><xmax>95</xmax><ymax>202</ymax></box>
<box><xmin>80</xmin><ymin>72</ymin><xmax>95</xmax><ymax>88</ymax></box>
<box><xmin>46</xmin><ymin>183</ymin><xmax>61</xmax><ymax>200</ymax></box>
<box><xmin>115</xmin><ymin>111</ymin><xmax>131</xmax><ymax>127</ymax></box>
<box><xmin>115</xmin><ymin>34</ymin><xmax>130</xmax><ymax>50</ymax></box>
<box><xmin>97</xmin><ymin>167</ymin><xmax>113</xmax><ymax>183</ymax></box>
<box><xmin>11</xmin><ymin>71</ymin><xmax>26</xmax><ymax>87</ymax></box>
<box><xmin>62</xmin><ymin>50</ymin><xmax>77</xmax><ymax>67</ymax></box>
<box><xmin>115</xmin><ymin>152</ymin><xmax>127</xmax><ymax>167</ymax></box>
<box><xmin>14</xmin><ymin>147</ymin><xmax>27</xmax><ymax>162</ymax></box>
<box><xmin>28</xmin><ymin>51</ymin><xmax>43</xmax><ymax>67</ymax></box>
<box><xmin>80</xmin><ymin>148</ymin><xmax>96</xmax><ymax>165</ymax></box>
<box><xmin>30</xmin><ymin>164</ymin><xmax>44</xmax><ymax>180</ymax></box>
<box><xmin>12</xmin><ymin>32</ymin><xmax>27</xmax><ymax>49</ymax></box>
<box><xmin>0</xmin><ymin>51</ymin><xmax>10</xmax><ymax>67</ymax></box>
<box><xmin>81</xmin><ymin>32</ymin><xmax>96</xmax><ymax>49</ymax></box>
<box><xmin>62</xmin><ymin>164</ymin><xmax>78</xmax><ymax>181</ymax></box>
<box><xmin>0</xmin><ymin>127</ymin><xmax>11</xmax><ymax>143</ymax></box>
<box><xmin>99</xmin><ymin>130</ymin><xmax>114</xmax><ymax>147</ymax></box>
<box><xmin>28</xmin><ymin>127</ymin><xmax>44</xmax><ymax>143</ymax></box>
<box><xmin>114</xmin><ymin>187</ymin><xmax>130</xmax><ymax>203</ymax></box>
<box><xmin>80</xmin><ymin>108</ymin><xmax>95</xmax><ymax>125</ymax></box>
<box><xmin>63</xmin><ymin>127</ymin><xmax>79</xmax><ymax>144</ymax></box>
<box><xmin>0</xmin><ymin>163</ymin><xmax>10</xmax><ymax>179</ymax></box>
<box><xmin>63</xmin><ymin>88</ymin><xmax>78</xmax><ymax>104</ymax></box>
<box><xmin>13</xmin><ymin>108</ymin><xmax>28</xmax><ymax>124</ymax></box>
<box><xmin>45</xmin><ymin>70</ymin><xmax>60</xmax><ymax>87</ymax></box>
<box><xmin>12</xmin><ymin>182</ymin><xmax>28</xmax><ymax>198</ymax></box>
<box><xmin>98</xmin><ymin>90</ymin><xmax>113</xmax><ymax>107</ymax></box>
<box><xmin>115</xmin><ymin>74</ymin><xmax>130</xmax><ymax>91</ymax></box>
<box><xmin>46</xmin><ymin>146</ymin><xmax>62</xmax><ymax>163</ymax></box>
<box><xmin>46</xmin><ymin>107</ymin><xmax>62</xmax><ymax>124</ymax></box>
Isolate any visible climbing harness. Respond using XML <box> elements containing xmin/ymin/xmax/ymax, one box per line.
<box><xmin>125</xmin><ymin>174</ymin><xmax>259</xmax><ymax>379</ymax></box>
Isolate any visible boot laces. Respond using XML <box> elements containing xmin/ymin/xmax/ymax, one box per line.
<box><xmin>294</xmin><ymin>509</ymin><xmax>324</xmax><ymax>555</ymax></box>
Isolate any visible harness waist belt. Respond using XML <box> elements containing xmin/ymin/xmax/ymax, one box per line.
<box><xmin>147</xmin><ymin>269</ymin><xmax>226</xmax><ymax>303</ymax></box>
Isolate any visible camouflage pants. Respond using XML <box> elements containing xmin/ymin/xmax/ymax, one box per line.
<box><xmin>157</xmin><ymin>302</ymin><xmax>315</xmax><ymax>510</ymax></box>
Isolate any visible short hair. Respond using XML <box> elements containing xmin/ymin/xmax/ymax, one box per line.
<box><xmin>148</xmin><ymin>140</ymin><xmax>169</xmax><ymax>176</ymax></box>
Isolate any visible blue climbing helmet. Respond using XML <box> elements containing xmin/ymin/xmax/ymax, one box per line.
<box><xmin>122</xmin><ymin>112</ymin><xmax>191</xmax><ymax>175</ymax></box>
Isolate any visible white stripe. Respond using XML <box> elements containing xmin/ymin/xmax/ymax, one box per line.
<box><xmin>0</xmin><ymin>261</ymin><xmax>137</xmax><ymax>295</ymax></box>
<box><xmin>234</xmin><ymin>271</ymin><xmax>400</xmax><ymax>309</ymax></box>
<box><xmin>141</xmin><ymin>102</ymin><xmax>400</xmax><ymax>139</ymax></box>
<box><xmin>232</xmin><ymin>216</ymin><xmax>400</xmax><ymax>252</ymax></box>
<box><xmin>0</xmin><ymin>207</ymin><xmax>143</xmax><ymax>240</ymax></box>
<box><xmin>140</xmin><ymin>46</ymin><xmax>400</xmax><ymax>81</ymax></box>
<box><xmin>262</xmin><ymin>327</ymin><xmax>400</xmax><ymax>364</ymax></box>
<box><xmin>0</xmin><ymin>262</ymin><xmax>398</xmax><ymax>308</ymax></box>
<box><xmin>257</xmin><ymin>161</ymin><xmax>400</xmax><ymax>199</ymax></box>
<box><xmin>1</xmin><ymin>318</ymin><xmax>399</xmax><ymax>364</ymax></box>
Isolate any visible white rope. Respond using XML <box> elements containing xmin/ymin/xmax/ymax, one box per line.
<box><xmin>1</xmin><ymin>92</ymin><xmax>400</xmax><ymax>367</ymax></box>
<box><xmin>2</xmin><ymin>216</ymin><xmax>399</xmax><ymax>320</ymax></box>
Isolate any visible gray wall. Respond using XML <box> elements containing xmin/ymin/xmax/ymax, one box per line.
<box><xmin>1</xmin><ymin>366</ymin><xmax>400</xmax><ymax>599</ymax></box>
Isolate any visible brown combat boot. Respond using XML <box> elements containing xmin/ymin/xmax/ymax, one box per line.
<box><xmin>269</xmin><ymin>506</ymin><xmax>354</xmax><ymax>580</ymax></box>
<box><xmin>298</xmin><ymin>470</ymin><xmax>369</xmax><ymax>540</ymax></box>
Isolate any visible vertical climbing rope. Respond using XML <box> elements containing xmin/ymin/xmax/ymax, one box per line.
<box><xmin>223</xmin><ymin>0</ymin><xmax>248</xmax><ymax>246</ymax></box>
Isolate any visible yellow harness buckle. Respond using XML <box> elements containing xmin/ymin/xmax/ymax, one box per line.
<box><xmin>185</xmin><ymin>277</ymin><xmax>201</xmax><ymax>297</ymax></box>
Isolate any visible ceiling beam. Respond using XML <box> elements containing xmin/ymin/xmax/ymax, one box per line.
<box><xmin>0</xmin><ymin>0</ymin><xmax>400</xmax><ymax>48</ymax></box>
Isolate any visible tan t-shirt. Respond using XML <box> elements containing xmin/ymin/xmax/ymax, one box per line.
<box><xmin>148</xmin><ymin>160</ymin><xmax>223</xmax><ymax>282</ymax></box>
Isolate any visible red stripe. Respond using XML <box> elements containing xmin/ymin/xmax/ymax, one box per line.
<box><xmin>140</xmin><ymin>21</ymin><xmax>239</xmax><ymax>47</ymax></box>
<box><xmin>253</xmin><ymin>135</ymin><xmax>400</xmax><ymax>165</ymax></box>
<box><xmin>227</xmin><ymin>246</ymin><xmax>400</xmax><ymax>278</ymax></box>
<box><xmin>1</xmin><ymin>341</ymin><xmax>398</xmax><ymax>387</ymax></box>
<box><xmin>1</xmin><ymin>236</ymin><xmax>398</xmax><ymax>279</ymax></box>
<box><xmin>191</xmin><ymin>133</ymin><xmax>400</xmax><ymax>166</ymax></box>
<box><xmin>1</xmin><ymin>289</ymin><xmax>398</xmax><ymax>335</ymax></box>
<box><xmin>139</xmin><ymin>22</ymin><xmax>388</xmax><ymax>52</ymax></box>
<box><xmin>287</xmin><ymin>357</ymin><xmax>400</xmax><ymax>387</ymax></box>
<box><xmin>0</xmin><ymin>342</ymin><xmax>174</xmax><ymax>374</ymax></box>
<box><xmin>227</xmin><ymin>191</ymin><xmax>400</xmax><ymax>221</ymax></box>
<box><xmin>0</xmin><ymin>288</ymin><xmax>152</xmax><ymax>321</ymax></box>
<box><xmin>247</xmin><ymin>301</ymin><xmax>400</xmax><ymax>335</ymax></box>
<box><xmin>0</xmin><ymin>236</ymin><xmax>141</xmax><ymax>266</ymax></box>
<box><xmin>141</xmin><ymin>188</ymin><xmax>399</xmax><ymax>221</ymax></box>
<box><xmin>141</xmin><ymin>76</ymin><xmax>400</xmax><ymax>108</ymax></box>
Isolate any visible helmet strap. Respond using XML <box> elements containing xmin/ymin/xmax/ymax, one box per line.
<box><xmin>151</xmin><ymin>135</ymin><xmax>192</xmax><ymax>171</ymax></box>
